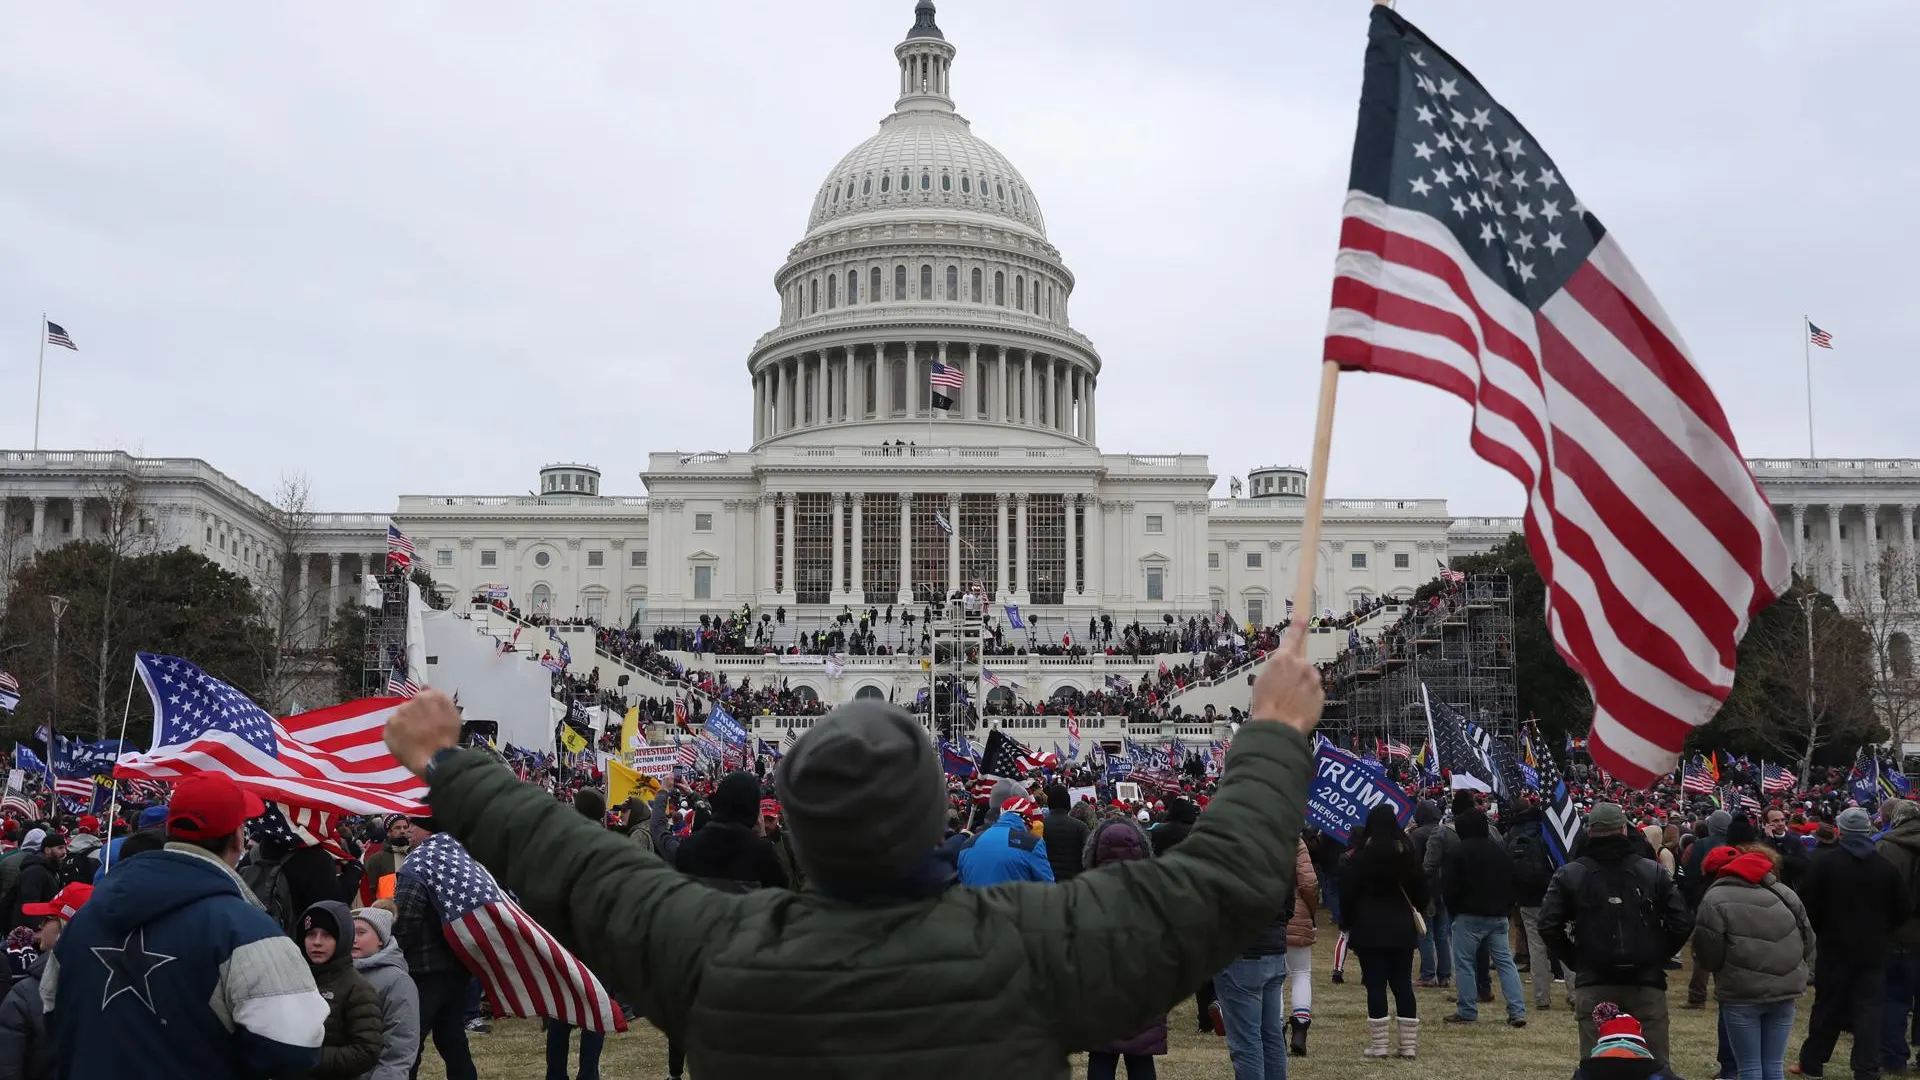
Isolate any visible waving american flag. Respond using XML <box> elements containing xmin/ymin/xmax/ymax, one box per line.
<box><xmin>115</xmin><ymin>654</ymin><xmax>425</xmax><ymax>816</ymax></box>
<box><xmin>401</xmin><ymin>832</ymin><xmax>625</xmax><ymax>1033</ymax></box>
<box><xmin>1326</xmin><ymin>7</ymin><xmax>1787</xmax><ymax>787</ymax></box>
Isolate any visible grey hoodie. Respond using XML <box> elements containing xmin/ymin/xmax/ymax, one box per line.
<box><xmin>351</xmin><ymin>927</ymin><xmax>420</xmax><ymax>1080</ymax></box>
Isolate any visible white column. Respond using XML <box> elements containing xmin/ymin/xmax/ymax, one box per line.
<box><xmin>1064</xmin><ymin>493</ymin><xmax>1078</xmax><ymax>596</ymax></box>
<box><xmin>1864</xmin><ymin>503</ymin><xmax>1883</xmax><ymax>604</ymax></box>
<box><xmin>1903</xmin><ymin>503</ymin><xmax>1917</xmax><ymax>599</ymax></box>
<box><xmin>967</xmin><ymin>343</ymin><xmax>980</xmax><ymax>418</ymax></box>
<box><xmin>1086</xmin><ymin>375</ymin><xmax>1097</xmax><ymax>444</ymax></box>
<box><xmin>996</xmin><ymin>492</ymin><xmax>1010</xmax><ymax>599</ymax></box>
<box><xmin>296</xmin><ymin>556</ymin><xmax>310</xmax><ymax>645</ymax></box>
<box><xmin>783</xmin><ymin>492</ymin><xmax>799</xmax><ymax>601</ymax></box>
<box><xmin>1024</xmin><ymin>352</ymin><xmax>1036</xmax><ymax>426</ymax></box>
<box><xmin>327</xmin><ymin>553</ymin><xmax>341</xmax><ymax>621</ymax></box>
<box><xmin>813</xmin><ymin>352</ymin><xmax>826</xmax><ymax>428</ymax></box>
<box><xmin>1790</xmin><ymin>504</ymin><xmax>1807</xmax><ymax>578</ymax></box>
<box><xmin>1827</xmin><ymin>505</ymin><xmax>1844</xmax><ymax>595</ymax></box>
<box><xmin>1014</xmin><ymin>492</ymin><xmax>1030</xmax><ymax>600</ymax></box>
<box><xmin>760</xmin><ymin>493</ymin><xmax>777</xmax><ymax>599</ymax></box>
<box><xmin>936</xmin><ymin>342</ymin><xmax>949</xmax><ymax>416</ymax></box>
<box><xmin>752</xmin><ymin>372</ymin><xmax>763</xmax><ymax>440</ymax></box>
<box><xmin>947</xmin><ymin>492</ymin><xmax>960</xmax><ymax>595</ymax></box>
<box><xmin>29</xmin><ymin>497</ymin><xmax>45</xmax><ymax>549</ymax></box>
<box><xmin>876</xmin><ymin>342</ymin><xmax>891</xmax><ymax>419</ymax></box>
<box><xmin>1087</xmin><ymin>496</ymin><xmax>1105</xmax><ymax>603</ymax></box>
<box><xmin>851</xmin><ymin>493</ymin><xmax>865</xmax><ymax>599</ymax></box>
<box><xmin>898</xmin><ymin>493</ymin><xmax>914</xmax><ymax>605</ymax></box>
<box><xmin>773</xmin><ymin>362</ymin><xmax>788</xmax><ymax>433</ymax></box>
<box><xmin>1053</xmin><ymin>358</ymin><xmax>1065</xmax><ymax>430</ymax></box>
<box><xmin>830</xmin><ymin>491</ymin><xmax>846</xmax><ymax>602</ymax></box>
<box><xmin>905</xmin><ymin>341</ymin><xmax>920</xmax><ymax>417</ymax></box>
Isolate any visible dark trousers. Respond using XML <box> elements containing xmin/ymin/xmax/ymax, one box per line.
<box><xmin>1087</xmin><ymin>1051</ymin><xmax>1157</xmax><ymax>1080</ymax></box>
<box><xmin>544</xmin><ymin>1019</ymin><xmax>604</xmax><ymax>1080</ymax></box>
<box><xmin>668</xmin><ymin>1035</ymin><xmax>686</xmax><ymax>1078</ymax></box>
<box><xmin>1197</xmin><ymin>978</ymin><xmax>1218</xmax><ymax>1030</ymax></box>
<box><xmin>1800</xmin><ymin>953</ymin><xmax>1886</xmax><ymax>1080</ymax></box>
<box><xmin>1355</xmin><ymin>946</ymin><xmax>1417</xmax><ymax>1019</ymax></box>
<box><xmin>411</xmin><ymin>972</ymin><xmax>478</xmax><ymax>1080</ymax></box>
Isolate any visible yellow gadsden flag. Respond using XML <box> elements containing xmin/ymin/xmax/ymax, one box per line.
<box><xmin>559</xmin><ymin>725</ymin><xmax>588</xmax><ymax>755</ymax></box>
<box><xmin>608</xmin><ymin>759</ymin><xmax>660</xmax><ymax>806</ymax></box>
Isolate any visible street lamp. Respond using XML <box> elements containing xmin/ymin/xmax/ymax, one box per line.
<box><xmin>48</xmin><ymin>594</ymin><xmax>69</xmax><ymax>738</ymax></box>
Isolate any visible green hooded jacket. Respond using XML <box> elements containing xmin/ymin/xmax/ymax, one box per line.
<box><xmin>427</xmin><ymin>722</ymin><xmax>1312</xmax><ymax>1079</ymax></box>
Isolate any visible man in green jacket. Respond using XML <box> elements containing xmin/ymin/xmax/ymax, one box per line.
<box><xmin>383</xmin><ymin>626</ymin><xmax>1323</xmax><ymax>1079</ymax></box>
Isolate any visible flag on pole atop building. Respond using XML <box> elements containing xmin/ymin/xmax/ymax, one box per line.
<box><xmin>44</xmin><ymin>321</ymin><xmax>76</xmax><ymax>350</ymax></box>
<box><xmin>1807</xmin><ymin>321</ymin><xmax>1833</xmax><ymax>350</ymax></box>
<box><xmin>0</xmin><ymin>669</ymin><xmax>17</xmax><ymax>714</ymax></box>
<box><xmin>115</xmin><ymin>653</ymin><xmax>425</xmax><ymax>816</ymax></box>
<box><xmin>386</xmin><ymin>525</ymin><xmax>416</xmax><ymax>572</ymax></box>
<box><xmin>1324</xmin><ymin>6</ymin><xmax>1789</xmax><ymax>787</ymax></box>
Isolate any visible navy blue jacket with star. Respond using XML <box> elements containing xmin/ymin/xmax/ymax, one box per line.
<box><xmin>43</xmin><ymin>843</ymin><xmax>330</xmax><ymax>1080</ymax></box>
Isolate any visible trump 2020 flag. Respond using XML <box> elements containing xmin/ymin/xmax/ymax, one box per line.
<box><xmin>1325</xmin><ymin>7</ymin><xmax>1788</xmax><ymax>786</ymax></box>
<box><xmin>400</xmin><ymin>832</ymin><xmax>626</xmax><ymax>1033</ymax></box>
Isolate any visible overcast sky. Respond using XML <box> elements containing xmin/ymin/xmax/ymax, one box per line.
<box><xmin>2</xmin><ymin>1</ymin><xmax>1910</xmax><ymax>515</ymax></box>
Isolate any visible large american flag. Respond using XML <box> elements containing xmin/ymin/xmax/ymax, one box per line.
<box><xmin>386</xmin><ymin>525</ymin><xmax>416</xmax><ymax>572</ymax></box>
<box><xmin>1326</xmin><ymin>8</ymin><xmax>1787</xmax><ymax>787</ymax></box>
<box><xmin>115</xmin><ymin>654</ymin><xmax>426</xmax><ymax>816</ymax></box>
<box><xmin>401</xmin><ymin>832</ymin><xmax>625</xmax><ymax>1033</ymax></box>
<box><xmin>929</xmin><ymin>361</ymin><xmax>966</xmax><ymax>389</ymax></box>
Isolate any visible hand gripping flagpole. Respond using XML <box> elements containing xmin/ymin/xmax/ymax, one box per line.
<box><xmin>1289</xmin><ymin>359</ymin><xmax>1342</xmax><ymax>646</ymax></box>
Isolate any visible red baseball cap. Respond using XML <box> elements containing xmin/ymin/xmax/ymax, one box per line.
<box><xmin>22</xmin><ymin>882</ymin><xmax>93</xmax><ymax>922</ymax></box>
<box><xmin>167</xmin><ymin>773</ymin><xmax>265</xmax><ymax>841</ymax></box>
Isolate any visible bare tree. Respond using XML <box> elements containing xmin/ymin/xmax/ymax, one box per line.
<box><xmin>85</xmin><ymin>473</ymin><xmax>162</xmax><ymax>736</ymax></box>
<box><xmin>1715</xmin><ymin>575</ymin><xmax>1878</xmax><ymax>779</ymax></box>
<box><xmin>252</xmin><ymin>472</ymin><xmax>330</xmax><ymax>715</ymax></box>
<box><xmin>1847</xmin><ymin>547</ymin><xmax>1920</xmax><ymax>756</ymax></box>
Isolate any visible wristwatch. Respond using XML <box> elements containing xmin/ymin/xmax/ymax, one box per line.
<box><xmin>424</xmin><ymin>745</ymin><xmax>462</xmax><ymax>784</ymax></box>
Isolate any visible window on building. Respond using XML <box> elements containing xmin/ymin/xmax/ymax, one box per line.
<box><xmin>809</xmin><ymin>278</ymin><xmax>818</xmax><ymax>313</ymax></box>
<box><xmin>1032</xmin><ymin>281</ymin><xmax>1040</xmax><ymax>311</ymax></box>
<box><xmin>826</xmin><ymin>275</ymin><xmax>837</xmax><ymax>309</ymax></box>
<box><xmin>694</xmin><ymin>512</ymin><xmax>714</xmax><ymax>532</ymax></box>
<box><xmin>585</xmin><ymin>597</ymin><xmax>603</xmax><ymax>622</ymax></box>
<box><xmin>919</xmin><ymin>264</ymin><xmax>932</xmax><ymax>298</ymax></box>
<box><xmin>1146</xmin><ymin>567</ymin><xmax>1164</xmax><ymax>602</ymax></box>
<box><xmin>693</xmin><ymin>565</ymin><xmax>712</xmax><ymax>599</ymax></box>
<box><xmin>534</xmin><ymin>550</ymin><xmax>552</xmax><ymax>568</ymax></box>
<box><xmin>946</xmin><ymin>265</ymin><xmax>958</xmax><ymax>299</ymax></box>
<box><xmin>480</xmin><ymin>549</ymin><xmax>497</xmax><ymax>567</ymax></box>
<box><xmin>894</xmin><ymin>264</ymin><xmax>907</xmax><ymax>299</ymax></box>
<box><xmin>631</xmin><ymin>549</ymin><xmax>646</xmax><ymax>568</ymax></box>
<box><xmin>1351</xmin><ymin>552</ymin><xmax>1368</xmax><ymax>569</ymax></box>
<box><xmin>1841</xmin><ymin>525</ymin><xmax>1850</xmax><ymax>540</ymax></box>
<box><xmin>435</xmin><ymin>549</ymin><xmax>453</xmax><ymax>568</ymax></box>
<box><xmin>862</xmin><ymin>175</ymin><xmax>872</xmax><ymax>195</ymax></box>
<box><xmin>1144</xmin><ymin>514</ymin><xmax>1163</xmax><ymax>534</ymax></box>
<box><xmin>941</xmin><ymin>171</ymin><xmax>951</xmax><ymax>191</ymax></box>
<box><xmin>205</xmin><ymin>527</ymin><xmax>213</xmax><ymax>543</ymax></box>
<box><xmin>1208</xmin><ymin>552</ymin><xmax>1220</xmax><ymax>569</ymax></box>
<box><xmin>994</xmin><ymin>271</ymin><xmax>1005</xmax><ymax>306</ymax></box>
<box><xmin>1247</xmin><ymin>598</ymin><xmax>1265</xmax><ymax>627</ymax></box>
<box><xmin>1014</xmin><ymin>275</ymin><xmax>1025</xmax><ymax>310</ymax></box>
<box><xmin>795</xmin><ymin>493</ymin><xmax>834</xmax><ymax>604</ymax></box>
<box><xmin>1394</xmin><ymin>552</ymin><xmax>1411</xmax><ymax>569</ymax></box>
<box><xmin>587</xmin><ymin>550</ymin><xmax>604</xmax><ymax>567</ymax></box>
<box><xmin>870</xmin><ymin>266</ymin><xmax>881</xmax><ymax>300</ymax></box>
<box><xmin>880</xmin><ymin>173</ymin><xmax>891</xmax><ymax>193</ymax></box>
<box><xmin>920</xmin><ymin>170</ymin><xmax>930</xmax><ymax>190</ymax></box>
<box><xmin>847</xmin><ymin>270</ymin><xmax>858</xmax><ymax>303</ymax></box>
<box><xmin>1047</xmin><ymin>284</ymin><xmax>1054</xmax><ymax>319</ymax></box>
<box><xmin>970</xmin><ymin>267</ymin><xmax>982</xmax><ymax>301</ymax></box>
<box><xmin>960</xmin><ymin>174</ymin><xmax>971</xmax><ymax>193</ymax></box>
<box><xmin>1247</xmin><ymin>551</ymin><xmax>1262</xmax><ymax>569</ymax></box>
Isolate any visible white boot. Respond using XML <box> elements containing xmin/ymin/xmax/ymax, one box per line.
<box><xmin>1364</xmin><ymin>1016</ymin><xmax>1392</xmax><ymax>1058</ymax></box>
<box><xmin>1396</xmin><ymin>1016</ymin><xmax>1420</xmax><ymax>1059</ymax></box>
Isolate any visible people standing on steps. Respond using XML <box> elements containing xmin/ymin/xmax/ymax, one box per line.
<box><xmin>1339</xmin><ymin>803</ymin><xmax>1427</xmax><ymax>1061</ymax></box>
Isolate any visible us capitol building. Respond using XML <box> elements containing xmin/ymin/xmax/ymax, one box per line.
<box><xmin>3</xmin><ymin>3</ymin><xmax>1915</xmax><ymax>709</ymax></box>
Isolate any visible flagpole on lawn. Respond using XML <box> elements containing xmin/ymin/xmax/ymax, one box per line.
<box><xmin>1289</xmin><ymin>359</ymin><xmax>1342</xmax><ymax>639</ymax></box>
<box><xmin>100</xmin><ymin>670</ymin><xmax>139</xmax><ymax>872</ymax></box>
<box><xmin>32</xmin><ymin>313</ymin><xmax>46</xmax><ymax>451</ymax></box>
<box><xmin>1797</xmin><ymin>315</ymin><xmax>1812</xmax><ymax>457</ymax></box>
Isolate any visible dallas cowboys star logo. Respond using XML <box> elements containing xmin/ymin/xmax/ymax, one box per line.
<box><xmin>92</xmin><ymin>927</ymin><xmax>177</xmax><ymax>1012</ymax></box>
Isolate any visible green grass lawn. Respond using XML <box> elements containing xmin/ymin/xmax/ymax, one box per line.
<box><xmin>425</xmin><ymin>920</ymin><xmax>1835</xmax><ymax>1079</ymax></box>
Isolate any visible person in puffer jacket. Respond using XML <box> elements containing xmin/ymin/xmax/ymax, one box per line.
<box><xmin>1692</xmin><ymin>846</ymin><xmax>1813</xmax><ymax>1080</ymax></box>
<box><xmin>957</xmin><ymin>780</ymin><xmax>1054</xmax><ymax>887</ymax></box>
<box><xmin>0</xmin><ymin>883</ymin><xmax>91</xmax><ymax>1080</ymax></box>
<box><xmin>348</xmin><ymin>907</ymin><xmax>418</xmax><ymax>1080</ymax></box>
<box><xmin>294</xmin><ymin>902</ymin><xmax>383</xmax><ymax>1080</ymax></box>
<box><xmin>1283</xmin><ymin>838</ymin><xmax>1319</xmax><ymax>1056</ymax></box>
<box><xmin>1080</xmin><ymin>817</ymin><xmax>1163</xmax><ymax>1080</ymax></box>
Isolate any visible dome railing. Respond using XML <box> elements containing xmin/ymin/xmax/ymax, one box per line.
<box><xmin>752</xmin><ymin>304</ymin><xmax>1096</xmax><ymax>356</ymax></box>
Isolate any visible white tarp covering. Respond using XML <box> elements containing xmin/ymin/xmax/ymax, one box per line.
<box><xmin>420</xmin><ymin>610</ymin><xmax>555</xmax><ymax>750</ymax></box>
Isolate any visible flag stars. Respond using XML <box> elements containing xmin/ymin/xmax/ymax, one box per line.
<box><xmin>1409</xmin><ymin>175</ymin><xmax>1433</xmax><ymax>197</ymax></box>
<box><xmin>1449</xmin><ymin>109</ymin><xmax>1469</xmax><ymax>129</ymax></box>
<box><xmin>1469</xmin><ymin>107</ymin><xmax>1492</xmax><ymax>130</ymax></box>
<box><xmin>1416</xmin><ymin>74</ymin><xmax>1437</xmax><ymax>94</ymax></box>
<box><xmin>1437</xmin><ymin>77</ymin><xmax>1459</xmax><ymax>100</ymax></box>
<box><xmin>1544</xmin><ymin>232</ymin><xmax>1567</xmax><ymax>256</ymax></box>
<box><xmin>1503</xmin><ymin>138</ymin><xmax>1527</xmax><ymax>160</ymax></box>
<box><xmin>1514</xmin><ymin>202</ymin><xmax>1535</xmax><ymax>224</ymax></box>
<box><xmin>1434</xmin><ymin>131</ymin><xmax>1455</xmax><ymax>152</ymax></box>
<box><xmin>1478</xmin><ymin>221</ymin><xmax>1496</xmax><ymax>246</ymax></box>
<box><xmin>1452</xmin><ymin>160</ymin><xmax>1471</xmax><ymax>181</ymax></box>
<box><xmin>1539</xmin><ymin>199</ymin><xmax>1562</xmax><ymax>223</ymax></box>
<box><xmin>1412</xmin><ymin>140</ymin><xmax>1436</xmax><ymax>161</ymax></box>
<box><xmin>1409</xmin><ymin>49</ymin><xmax>1428</xmax><ymax>67</ymax></box>
<box><xmin>1468</xmin><ymin>190</ymin><xmax>1484</xmax><ymax>211</ymax></box>
<box><xmin>1513</xmin><ymin>232</ymin><xmax>1536</xmax><ymax>253</ymax></box>
<box><xmin>1517</xmin><ymin>261</ymin><xmax>1537</xmax><ymax>283</ymax></box>
<box><xmin>1449</xmin><ymin>195</ymin><xmax>1469</xmax><ymax>218</ymax></box>
<box><xmin>1432</xmin><ymin>167</ymin><xmax>1453</xmax><ymax>189</ymax></box>
<box><xmin>1414</xmin><ymin>103</ymin><xmax>1438</xmax><ymax>126</ymax></box>
<box><xmin>1537</xmin><ymin>167</ymin><xmax>1560</xmax><ymax>190</ymax></box>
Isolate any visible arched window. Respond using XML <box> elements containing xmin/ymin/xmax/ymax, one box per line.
<box><xmin>854</xmin><ymin>684</ymin><xmax>885</xmax><ymax>700</ymax></box>
<box><xmin>1046</xmin><ymin>284</ymin><xmax>1054</xmax><ymax>318</ymax></box>
<box><xmin>1032</xmin><ymin>280</ymin><xmax>1040</xmax><ymax>311</ymax></box>
<box><xmin>862</xmin><ymin>175</ymin><xmax>872</xmax><ymax>195</ymax></box>
<box><xmin>941</xmin><ymin>172</ymin><xmax>951</xmax><ymax>192</ymax></box>
<box><xmin>847</xmin><ymin>270</ymin><xmax>859</xmax><ymax>303</ymax></box>
<box><xmin>870</xmin><ymin>266</ymin><xmax>881</xmax><ymax>301</ymax></box>
<box><xmin>1014</xmin><ymin>274</ymin><xmax>1025</xmax><ymax>310</ymax></box>
<box><xmin>920</xmin><ymin>171</ymin><xmax>931</xmax><ymax>190</ymax></box>
<box><xmin>809</xmin><ymin>278</ymin><xmax>819</xmax><ymax>314</ymax></box>
<box><xmin>845</xmin><ymin>180</ymin><xmax>854</xmax><ymax>200</ymax></box>
<box><xmin>995</xmin><ymin>181</ymin><xmax>1005</xmax><ymax>201</ymax></box>
<box><xmin>946</xmin><ymin>265</ymin><xmax>958</xmax><ymax>299</ymax></box>
<box><xmin>994</xmin><ymin>271</ymin><xmax>1005</xmax><ymax>306</ymax></box>
<box><xmin>971</xmin><ymin>267</ymin><xmax>982</xmax><ymax>301</ymax></box>
<box><xmin>894</xmin><ymin>265</ymin><xmax>907</xmax><ymax>299</ymax></box>
<box><xmin>530</xmin><ymin>583</ymin><xmax>551</xmax><ymax>615</ymax></box>
<box><xmin>920</xmin><ymin>264</ymin><xmax>932</xmax><ymax>298</ymax></box>
<box><xmin>960</xmin><ymin>174</ymin><xmax>972</xmax><ymax>194</ymax></box>
<box><xmin>880</xmin><ymin>173</ymin><xmax>891</xmax><ymax>193</ymax></box>
<box><xmin>831</xmin><ymin>184</ymin><xmax>840</xmax><ymax>205</ymax></box>
<box><xmin>899</xmin><ymin>170</ymin><xmax>910</xmax><ymax>191</ymax></box>
<box><xmin>826</xmin><ymin>275</ymin><xmax>837</xmax><ymax>309</ymax></box>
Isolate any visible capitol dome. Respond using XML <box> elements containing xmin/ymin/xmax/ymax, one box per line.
<box><xmin>747</xmin><ymin>1</ymin><xmax>1102</xmax><ymax>452</ymax></box>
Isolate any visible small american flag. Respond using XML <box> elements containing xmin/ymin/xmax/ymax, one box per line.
<box><xmin>1680</xmin><ymin>754</ymin><xmax>1718</xmax><ymax>795</ymax></box>
<box><xmin>0</xmin><ymin>668</ymin><xmax>18</xmax><ymax>714</ymax></box>
<box><xmin>982</xmin><ymin>668</ymin><xmax>1001</xmax><ymax>689</ymax></box>
<box><xmin>385</xmin><ymin>674</ymin><xmax>420</xmax><ymax>698</ymax></box>
<box><xmin>1807</xmin><ymin>321</ymin><xmax>1833</xmax><ymax>350</ymax></box>
<box><xmin>115</xmin><ymin>653</ymin><xmax>426</xmax><ymax>817</ymax></box>
<box><xmin>1760</xmin><ymin>761</ymin><xmax>1797</xmax><ymax>795</ymax></box>
<box><xmin>1327</xmin><ymin>8</ymin><xmax>1787</xmax><ymax>786</ymax></box>
<box><xmin>52</xmin><ymin>776</ymin><xmax>91</xmax><ymax>800</ymax></box>
<box><xmin>401</xmin><ymin>832</ymin><xmax>625</xmax><ymax>1032</ymax></box>
<box><xmin>1382</xmin><ymin>736</ymin><xmax>1413</xmax><ymax>761</ymax></box>
<box><xmin>44</xmin><ymin>321</ymin><xmax>76</xmax><ymax>350</ymax></box>
<box><xmin>929</xmin><ymin>361</ymin><xmax>966</xmax><ymax>389</ymax></box>
<box><xmin>386</xmin><ymin>525</ymin><xmax>416</xmax><ymax>572</ymax></box>
<box><xmin>781</xmin><ymin>727</ymin><xmax>798</xmax><ymax>753</ymax></box>
<box><xmin>673</xmin><ymin>735</ymin><xmax>697</xmax><ymax>771</ymax></box>
<box><xmin>1436</xmin><ymin>558</ymin><xmax>1466</xmax><ymax>584</ymax></box>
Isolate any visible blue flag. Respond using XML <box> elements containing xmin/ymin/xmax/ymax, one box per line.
<box><xmin>13</xmin><ymin>745</ymin><xmax>47</xmax><ymax>777</ymax></box>
<box><xmin>703</xmin><ymin>705</ymin><xmax>747</xmax><ymax>747</ymax></box>
<box><xmin>1003</xmin><ymin>605</ymin><xmax>1024</xmax><ymax>631</ymax></box>
<box><xmin>1306</xmin><ymin>739</ymin><xmax>1415</xmax><ymax>844</ymax></box>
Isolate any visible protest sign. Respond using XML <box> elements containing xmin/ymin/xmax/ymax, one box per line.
<box><xmin>1307</xmin><ymin>740</ymin><xmax>1414</xmax><ymax>843</ymax></box>
<box><xmin>631</xmin><ymin>745</ymin><xmax>678</xmax><ymax>778</ymax></box>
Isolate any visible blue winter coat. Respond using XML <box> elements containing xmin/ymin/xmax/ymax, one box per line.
<box><xmin>957</xmin><ymin>811</ymin><xmax>1056</xmax><ymax>887</ymax></box>
<box><xmin>45</xmin><ymin>842</ymin><xmax>330</xmax><ymax>1080</ymax></box>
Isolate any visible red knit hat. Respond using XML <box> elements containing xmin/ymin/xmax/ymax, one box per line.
<box><xmin>1000</xmin><ymin>796</ymin><xmax>1039</xmax><ymax>817</ymax></box>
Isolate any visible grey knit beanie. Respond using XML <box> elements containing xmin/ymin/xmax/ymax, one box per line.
<box><xmin>775</xmin><ymin>701</ymin><xmax>945</xmax><ymax>887</ymax></box>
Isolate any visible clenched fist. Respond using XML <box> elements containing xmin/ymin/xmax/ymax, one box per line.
<box><xmin>386</xmin><ymin>689</ymin><xmax>463</xmax><ymax>779</ymax></box>
<box><xmin>1249</xmin><ymin>622</ymin><xmax>1323</xmax><ymax>736</ymax></box>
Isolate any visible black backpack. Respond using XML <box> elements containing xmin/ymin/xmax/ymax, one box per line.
<box><xmin>1571</xmin><ymin>855</ymin><xmax>1665</xmax><ymax>980</ymax></box>
<box><xmin>239</xmin><ymin>854</ymin><xmax>298</xmax><ymax>938</ymax></box>
<box><xmin>1508</xmin><ymin>826</ymin><xmax>1556</xmax><ymax>896</ymax></box>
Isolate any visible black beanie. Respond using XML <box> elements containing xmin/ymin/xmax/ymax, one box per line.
<box><xmin>1725</xmin><ymin>814</ymin><xmax>1757</xmax><ymax>847</ymax></box>
<box><xmin>710</xmin><ymin>772</ymin><xmax>761</xmax><ymax>826</ymax></box>
<box><xmin>776</xmin><ymin>700</ymin><xmax>944</xmax><ymax>887</ymax></box>
<box><xmin>573</xmin><ymin>788</ymin><xmax>607</xmax><ymax>822</ymax></box>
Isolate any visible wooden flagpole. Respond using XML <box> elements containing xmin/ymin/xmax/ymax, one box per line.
<box><xmin>1289</xmin><ymin>360</ymin><xmax>1342</xmax><ymax>644</ymax></box>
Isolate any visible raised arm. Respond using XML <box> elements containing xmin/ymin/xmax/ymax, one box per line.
<box><xmin>1015</xmin><ymin>628</ymin><xmax>1320</xmax><ymax>1049</ymax></box>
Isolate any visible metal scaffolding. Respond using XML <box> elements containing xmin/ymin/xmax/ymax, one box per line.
<box><xmin>1321</xmin><ymin>572</ymin><xmax>1517</xmax><ymax>746</ymax></box>
<box><xmin>360</xmin><ymin>567</ymin><xmax>410</xmax><ymax>697</ymax></box>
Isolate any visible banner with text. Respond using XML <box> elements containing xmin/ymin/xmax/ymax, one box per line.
<box><xmin>630</xmin><ymin>746</ymin><xmax>679</xmax><ymax>778</ymax></box>
<box><xmin>1307</xmin><ymin>739</ymin><xmax>1414</xmax><ymax>844</ymax></box>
